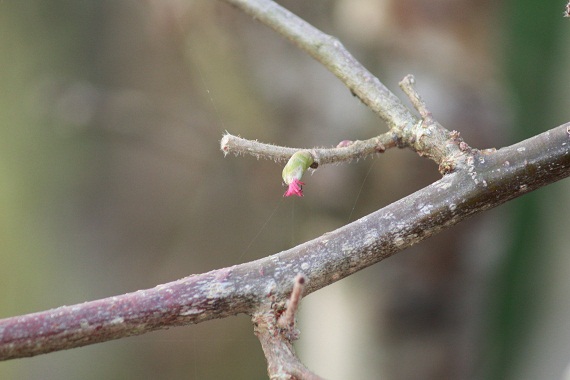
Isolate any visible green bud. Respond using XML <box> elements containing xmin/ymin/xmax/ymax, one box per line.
<box><xmin>282</xmin><ymin>151</ymin><xmax>314</xmax><ymax>185</ymax></box>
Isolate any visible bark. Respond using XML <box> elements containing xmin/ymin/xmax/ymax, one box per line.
<box><xmin>1</xmin><ymin>123</ymin><xmax>568</xmax><ymax>361</ymax></box>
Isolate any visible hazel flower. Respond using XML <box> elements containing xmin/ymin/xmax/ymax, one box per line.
<box><xmin>282</xmin><ymin>151</ymin><xmax>314</xmax><ymax>197</ymax></box>
<box><xmin>284</xmin><ymin>178</ymin><xmax>305</xmax><ymax>197</ymax></box>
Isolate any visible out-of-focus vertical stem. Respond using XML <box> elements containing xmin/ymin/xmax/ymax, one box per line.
<box><xmin>484</xmin><ymin>2</ymin><xmax>566</xmax><ymax>379</ymax></box>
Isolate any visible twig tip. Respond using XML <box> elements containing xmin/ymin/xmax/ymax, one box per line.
<box><xmin>277</xmin><ymin>274</ymin><xmax>306</xmax><ymax>332</ymax></box>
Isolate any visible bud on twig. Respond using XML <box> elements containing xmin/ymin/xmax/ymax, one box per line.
<box><xmin>282</xmin><ymin>151</ymin><xmax>314</xmax><ymax>197</ymax></box>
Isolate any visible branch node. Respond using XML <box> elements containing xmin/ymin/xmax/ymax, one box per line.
<box><xmin>375</xmin><ymin>142</ymin><xmax>386</xmax><ymax>153</ymax></box>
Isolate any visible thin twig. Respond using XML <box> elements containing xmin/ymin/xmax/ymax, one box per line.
<box><xmin>399</xmin><ymin>74</ymin><xmax>434</xmax><ymax>124</ymax></box>
<box><xmin>221</xmin><ymin>132</ymin><xmax>396</xmax><ymax>165</ymax></box>
<box><xmin>278</xmin><ymin>274</ymin><xmax>305</xmax><ymax>330</ymax></box>
<box><xmin>397</xmin><ymin>74</ymin><xmax>471</xmax><ymax>173</ymax></box>
<box><xmin>220</xmin><ymin>0</ymin><xmax>416</xmax><ymax>129</ymax></box>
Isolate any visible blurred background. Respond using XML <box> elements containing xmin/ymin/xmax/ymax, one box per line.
<box><xmin>0</xmin><ymin>0</ymin><xmax>568</xmax><ymax>379</ymax></box>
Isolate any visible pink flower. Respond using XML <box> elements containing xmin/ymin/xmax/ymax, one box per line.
<box><xmin>284</xmin><ymin>178</ymin><xmax>305</xmax><ymax>197</ymax></box>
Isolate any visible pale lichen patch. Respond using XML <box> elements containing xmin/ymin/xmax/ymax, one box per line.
<box><xmin>109</xmin><ymin>317</ymin><xmax>124</xmax><ymax>325</ymax></box>
<box><xmin>393</xmin><ymin>236</ymin><xmax>405</xmax><ymax>247</ymax></box>
<box><xmin>180</xmin><ymin>308</ymin><xmax>202</xmax><ymax>316</ymax></box>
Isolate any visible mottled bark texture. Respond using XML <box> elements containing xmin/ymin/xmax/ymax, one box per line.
<box><xmin>1</xmin><ymin>122</ymin><xmax>569</xmax><ymax>363</ymax></box>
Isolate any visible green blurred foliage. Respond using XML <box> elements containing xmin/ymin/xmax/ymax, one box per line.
<box><xmin>484</xmin><ymin>1</ymin><xmax>569</xmax><ymax>379</ymax></box>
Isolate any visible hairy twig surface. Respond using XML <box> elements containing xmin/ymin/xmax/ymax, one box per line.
<box><xmin>220</xmin><ymin>132</ymin><xmax>396</xmax><ymax>165</ymax></box>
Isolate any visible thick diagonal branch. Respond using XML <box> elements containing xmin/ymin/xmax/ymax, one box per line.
<box><xmin>1</xmin><ymin>122</ymin><xmax>568</xmax><ymax>360</ymax></box>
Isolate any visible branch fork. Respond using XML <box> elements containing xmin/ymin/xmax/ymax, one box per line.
<box><xmin>221</xmin><ymin>74</ymin><xmax>474</xmax><ymax>196</ymax></box>
<box><xmin>254</xmin><ymin>275</ymin><xmax>323</xmax><ymax>380</ymax></box>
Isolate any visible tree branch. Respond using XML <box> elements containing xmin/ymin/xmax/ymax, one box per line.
<box><xmin>254</xmin><ymin>275</ymin><xmax>323</xmax><ymax>380</ymax></box>
<box><xmin>220</xmin><ymin>0</ymin><xmax>469</xmax><ymax>174</ymax></box>
<box><xmin>221</xmin><ymin>0</ymin><xmax>413</xmax><ymax>129</ymax></box>
<box><xmin>220</xmin><ymin>132</ymin><xmax>395</xmax><ymax>165</ymax></box>
<box><xmin>1</xmin><ymin>122</ymin><xmax>568</xmax><ymax>361</ymax></box>
<box><xmin>254</xmin><ymin>306</ymin><xmax>324</xmax><ymax>380</ymax></box>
